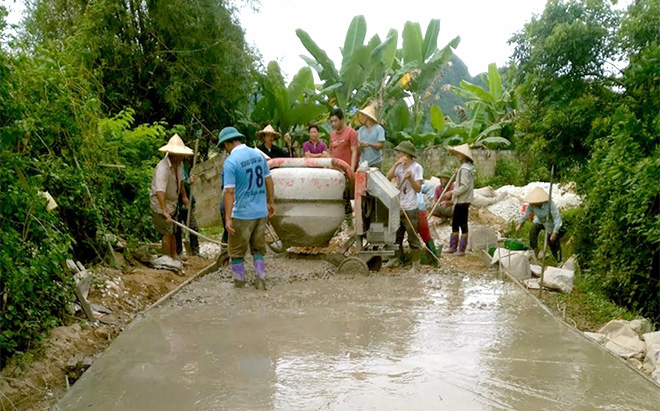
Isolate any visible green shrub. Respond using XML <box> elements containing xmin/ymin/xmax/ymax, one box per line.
<box><xmin>0</xmin><ymin>155</ymin><xmax>74</xmax><ymax>367</ymax></box>
<box><xmin>575</xmin><ymin>109</ymin><xmax>660</xmax><ymax>321</ymax></box>
<box><xmin>478</xmin><ymin>155</ymin><xmax>526</xmax><ymax>188</ymax></box>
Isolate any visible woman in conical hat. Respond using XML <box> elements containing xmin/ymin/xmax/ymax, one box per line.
<box><xmin>443</xmin><ymin>143</ymin><xmax>476</xmax><ymax>256</ymax></box>
<box><xmin>150</xmin><ymin>133</ymin><xmax>194</xmax><ymax>259</ymax></box>
<box><xmin>516</xmin><ymin>187</ymin><xmax>564</xmax><ymax>262</ymax></box>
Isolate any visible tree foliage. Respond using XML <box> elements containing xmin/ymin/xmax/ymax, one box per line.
<box><xmin>511</xmin><ymin>0</ymin><xmax>660</xmax><ymax>321</ymax></box>
<box><xmin>1</xmin><ymin>0</ymin><xmax>258</xmax><ymax>364</ymax></box>
<box><xmin>22</xmin><ymin>0</ymin><xmax>257</xmax><ymax>136</ymax></box>
<box><xmin>509</xmin><ymin>0</ymin><xmax>619</xmax><ymax>173</ymax></box>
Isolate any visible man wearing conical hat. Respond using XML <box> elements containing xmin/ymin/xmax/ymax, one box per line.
<box><xmin>150</xmin><ymin>133</ymin><xmax>194</xmax><ymax>260</ymax></box>
<box><xmin>516</xmin><ymin>187</ymin><xmax>564</xmax><ymax>261</ymax></box>
<box><xmin>357</xmin><ymin>103</ymin><xmax>386</xmax><ymax>169</ymax></box>
<box><xmin>256</xmin><ymin>124</ymin><xmax>293</xmax><ymax>158</ymax></box>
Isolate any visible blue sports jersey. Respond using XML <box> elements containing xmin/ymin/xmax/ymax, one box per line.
<box><xmin>223</xmin><ymin>144</ymin><xmax>270</xmax><ymax>220</ymax></box>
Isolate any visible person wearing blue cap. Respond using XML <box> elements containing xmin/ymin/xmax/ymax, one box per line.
<box><xmin>218</xmin><ymin>127</ymin><xmax>275</xmax><ymax>290</ymax></box>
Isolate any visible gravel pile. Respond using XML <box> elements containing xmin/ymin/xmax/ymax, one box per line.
<box><xmin>199</xmin><ymin>241</ymin><xmax>222</xmax><ymax>259</ymax></box>
<box><xmin>486</xmin><ymin>182</ymin><xmax>582</xmax><ymax>222</ymax></box>
<box><xmin>486</xmin><ymin>195</ymin><xmax>525</xmax><ymax>223</ymax></box>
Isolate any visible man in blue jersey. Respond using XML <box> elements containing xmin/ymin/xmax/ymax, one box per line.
<box><xmin>218</xmin><ymin>127</ymin><xmax>275</xmax><ymax>290</ymax></box>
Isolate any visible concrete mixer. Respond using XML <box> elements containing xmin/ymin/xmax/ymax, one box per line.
<box><xmin>266</xmin><ymin>158</ymin><xmax>400</xmax><ymax>275</ymax></box>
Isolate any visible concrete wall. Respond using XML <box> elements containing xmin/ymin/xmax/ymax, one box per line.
<box><xmin>381</xmin><ymin>148</ymin><xmax>516</xmax><ymax>178</ymax></box>
<box><xmin>191</xmin><ymin>154</ymin><xmax>225</xmax><ymax>228</ymax></box>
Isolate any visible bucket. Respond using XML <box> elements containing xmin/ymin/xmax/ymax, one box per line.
<box><xmin>504</xmin><ymin>239</ymin><xmax>528</xmax><ymax>251</ymax></box>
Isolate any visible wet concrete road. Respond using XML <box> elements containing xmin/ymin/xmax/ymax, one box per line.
<box><xmin>56</xmin><ymin>260</ymin><xmax>660</xmax><ymax>410</ymax></box>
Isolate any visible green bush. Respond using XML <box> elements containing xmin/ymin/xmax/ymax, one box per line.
<box><xmin>477</xmin><ymin>155</ymin><xmax>526</xmax><ymax>189</ymax></box>
<box><xmin>0</xmin><ymin>155</ymin><xmax>74</xmax><ymax>367</ymax></box>
<box><xmin>575</xmin><ymin>109</ymin><xmax>660</xmax><ymax>321</ymax></box>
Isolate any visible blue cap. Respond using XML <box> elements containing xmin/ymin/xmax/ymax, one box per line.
<box><xmin>217</xmin><ymin>127</ymin><xmax>245</xmax><ymax>145</ymax></box>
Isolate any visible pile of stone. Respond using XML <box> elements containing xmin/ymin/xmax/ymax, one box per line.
<box><xmin>487</xmin><ymin>182</ymin><xmax>582</xmax><ymax>222</ymax></box>
<box><xmin>585</xmin><ymin>319</ymin><xmax>660</xmax><ymax>382</ymax></box>
<box><xmin>490</xmin><ymin>250</ymin><xmax>577</xmax><ymax>294</ymax></box>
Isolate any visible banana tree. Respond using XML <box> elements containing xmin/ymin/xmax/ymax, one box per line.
<box><xmin>243</xmin><ymin>61</ymin><xmax>328</xmax><ymax>139</ymax></box>
<box><xmin>296</xmin><ymin>16</ymin><xmax>401</xmax><ymax>111</ymax></box>
<box><xmin>429</xmin><ymin>63</ymin><xmax>516</xmax><ymax>148</ymax></box>
<box><xmin>449</xmin><ymin>63</ymin><xmax>516</xmax><ymax>130</ymax></box>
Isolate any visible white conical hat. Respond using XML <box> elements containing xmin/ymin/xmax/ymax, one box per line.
<box><xmin>525</xmin><ymin>187</ymin><xmax>549</xmax><ymax>203</ymax></box>
<box><xmin>358</xmin><ymin>104</ymin><xmax>379</xmax><ymax>123</ymax></box>
<box><xmin>448</xmin><ymin>143</ymin><xmax>473</xmax><ymax>161</ymax></box>
<box><xmin>256</xmin><ymin>124</ymin><xmax>281</xmax><ymax>137</ymax></box>
<box><xmin>158</xmin><ymin>133</ymin><xmax>194</xmax><ymax>156</ymax></box>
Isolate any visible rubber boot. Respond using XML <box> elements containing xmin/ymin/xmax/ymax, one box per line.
<box><xmin>454</xmin><ymin>234</ymin><xmax>469</xmax><ymax>256</ymax></box>
<box><xmin>254</xmin><ymin>256</ymin><xmax>267</xmax><ymax>291</ymax></box>
<box><xmin>384</xmin><ymin>248</ymin><xmax>403</xmax><ymax>268</ymax></box>
<box><xmin>443</xmin><ymin>232</ymin><xmax>459</xmax><ymax>254</ymax></box>
<box><xmin>231</xmin><ymin>258</ymin><xmax>246</xmax><ymax>288</ymax></box>
<box><xmin>425</xmin><ymin>240</ymin><xmax>439</xmax><ymax>266</ymax></box>
<box><xmin>408</xmin><ymin>249</ymin><xmax>421</xmax><ymax>273</ymax></box>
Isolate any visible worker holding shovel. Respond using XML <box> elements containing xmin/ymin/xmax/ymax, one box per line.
<box><xmin>516</xmin><ymin>187</ymin><xmax>564</xmax><ymax>262</ymax></box>
<box><xmin>384</xmin><ymin>140</ymin><xmax>424</xmax><ymax>271</ymax></box>
<box><xmin>175</xmin><ymin>162</ymin><xmax>199</xmax><ymax>257</ymax></box>
<box><xmin>149</xmin><ymin>134</ymin><xmax>194</xmax><ymax>260</ymax></box>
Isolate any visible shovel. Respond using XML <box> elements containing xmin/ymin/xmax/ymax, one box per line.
<box><xmin>183</xmin><ymin>139</ymin><xmax>200</xmax><ymax>256</ymax></box>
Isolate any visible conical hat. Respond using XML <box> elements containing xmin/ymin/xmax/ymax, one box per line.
<box><xmin>256</xmin><ymin>124</ymin><xmax>281</xmax><ymax>137</ymax></box>
<box><xmin>158</xmin><ymin>133</ymin><xmax>194</xmax><ymax>156</ymax></box>
<box><xmin>358</xmin><ymin>104</ymin><xmax>378</xmax><ymax>123</ymax></box>
<box><xmin>525</xmin><ymin>187</ymin><xmax>549</xmax><ymax>203</ymax></box>
<box><xmin>448</xmin><ymin>143</ymin><xmax>473</xmax><ymax>161</ymax></box>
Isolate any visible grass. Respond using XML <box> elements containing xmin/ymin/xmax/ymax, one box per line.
<box><xmin>539</xmin><ymin>270</ymin><xmax>638</xmax><ymax>332</ymax></box>
<box><xmin>199</xmin><ymin>224</ymin><xmax>225</xmax><ymax>239</ymax></box>
<box><xmin>500</xmin><ymin>220</ymin><xmax>639</xmax><ymax>332</ymax></box>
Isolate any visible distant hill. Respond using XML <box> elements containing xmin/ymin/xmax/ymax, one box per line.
<box><xmin>427</xmin><ymin>54</ymin><xmax>486</xmax><ymax>122</ymax></box>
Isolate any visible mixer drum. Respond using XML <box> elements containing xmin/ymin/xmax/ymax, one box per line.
<box><xmin>269</xmin><ymin>167</ymin><xmax>347</xmax><ymax>247</ymax></box>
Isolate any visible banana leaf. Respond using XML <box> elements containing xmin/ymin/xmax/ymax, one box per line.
<box><xmin>488</xmin><ymin>63</ymin><xmax>502</xmax><ymax>100</ymax></box>
<box><xmin>296</xmin><ymin>29</ymin><xmax>339</xmax><ymax>82</ymax></box>
<box><xmin>288</xmin><ymin>66</ymin><xmax>314</xmax><ymax>104</ymax></box>
<box><xmin>422</xmin><ymin>19</ymin><xmax>440</xmax><ymax>62</ymax></box>
<box><xmin>289</xmin><ymin>103</ymin><xmax>327</xmax><ymax>128</ymax></box>
<box><xmin>430</xmin><ymin>105</ymin><xmax>445</xmax><ymax>131</ymax></box>
<box><xmin>342</xmin><ymin>15</ymin><xmax>367</xmax><ymax>59</ymax></box>
<box><xmin>299</xmin><ymin>55</ymin><xmax>323</xmax><ymax>75</ymax></box>
<box><xmin>402</xmin><ymin>21</ymin><xmax>423</xmax><ymax>65</ymax></box>
<box><xmin>475</xmin><ymin>136</ymin><xmax>511</xmax><ymax>147</ymax></box>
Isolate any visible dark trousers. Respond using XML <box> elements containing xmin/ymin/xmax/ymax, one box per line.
<box><xmin>396</xmin><ymin>209</ymin><xmax>421</xmax><ymax>250</ymax></box>
<box><xmin>529</xmin><ymin>223</ymin><xmax>563</xmax><ymax>261</ymax></box>
<box><xmin>451</xmin><ymin>203</ymin><xmax>470</xmax><ymax>234</ymax></box>
<box><xmin>175</xmin><ymin>208</ymin><xmax>199</xmax><ymax>255</ymax></box>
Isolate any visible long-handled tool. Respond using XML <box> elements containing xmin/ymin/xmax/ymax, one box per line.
<box><xmin>172</xmin><ymin>219</ymin><xmax>226</xmax><ymax>246</ymax></box>
<box><xmin>428</xmin><ymin>171</ymin><xmax>457</xmax><ymax>218</ymax></box>
<box><xmin>183</xmin><ymin>139</ymin><xmax>200</xmax><ymax>255</ymax></box>
<box><xmin>395</xmin><ymin>196</ymin><xmax>443</xmax><ymax>266</ymax></box>
<box><xmin>539</xmin><ymin>165</ymin><xmax>555</xmax><ymax>297</ymax></box>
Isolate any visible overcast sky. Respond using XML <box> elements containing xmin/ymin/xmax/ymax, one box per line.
<box><xmin>3</xmin><ymin>0</ymin><xmax>632</xmax><ymax>80</ymax></box>
<box><xmin>237</xmin><ymin>0</ymin><xmax>550</xmax><ymax>79</ymax></box>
